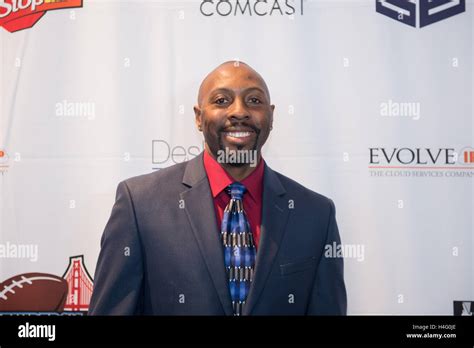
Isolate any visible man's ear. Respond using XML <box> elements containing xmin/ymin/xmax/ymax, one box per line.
<box><xmin>194</xmin><ymin>105</ymin><xmax>202</xmax><ymax>131</ymax></box>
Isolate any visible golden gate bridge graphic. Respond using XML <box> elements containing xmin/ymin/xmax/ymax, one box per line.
<box><xmin>62</xmin><ymin>255</ymin><xmax>94</xmax><ymax>312</ymax></box>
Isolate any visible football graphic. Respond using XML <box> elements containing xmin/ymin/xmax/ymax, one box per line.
<box><xmin>0</xmin><ymin>273</ymin><xmax>68</xmax><ymax>312</ymax></box>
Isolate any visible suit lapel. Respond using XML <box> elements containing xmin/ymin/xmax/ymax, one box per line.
<box><xmin>243</xmin><ymin>164</ymin><xmax>290</xmax><ymax>315</ymax></box>
<box><xmin>180</xmin><ymin>153</ymin><xmax>234</xmax><ymax>316</ymax></box>
<box><xmin>180</xmin><ymin>153</ymin><xmax>290</xmax><ymax>316</ymax></box>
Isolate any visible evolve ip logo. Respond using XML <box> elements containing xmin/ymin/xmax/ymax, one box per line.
<box><xmin>376</xmin><ymin>0</ymin><xmax>465</xmax><ymax>28</ymax></box>
<box><xmin>0</xmin><ymin>0</ymin><xmax>82</xmax><ymax>33</ymax></box>
<box><xmin>369</xmin><ymin>146</ymin><xmax>474</xmax><ymax>167</ymax></box>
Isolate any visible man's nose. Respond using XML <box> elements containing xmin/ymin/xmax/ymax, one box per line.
<box><xmin>228</xmin><ymin>98</ymin><xmax>250</xmax><ymax>121</ymax></box>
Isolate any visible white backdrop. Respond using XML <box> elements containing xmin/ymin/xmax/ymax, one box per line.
<box><xmin>1</xmin><ymin>0</ymin><xmax>473</xmax><ymax>315</ymax></box>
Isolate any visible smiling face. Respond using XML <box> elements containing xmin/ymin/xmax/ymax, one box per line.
<box><xmin>194</xmin><ymin>62</ymin><xmax>274</xmax><ymax>166</ymax></box>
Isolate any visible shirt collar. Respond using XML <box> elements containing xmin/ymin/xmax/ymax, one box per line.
<box><xmin>203</xmin><ymin>149</ymin><xmax>264</xmax><ymax>202</ymax></box>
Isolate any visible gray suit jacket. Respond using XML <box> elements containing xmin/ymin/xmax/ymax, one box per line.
<box><xmin>88</xmin><ymin>152</ymin><xmax>347</xmax><ymax>315</ymax></box>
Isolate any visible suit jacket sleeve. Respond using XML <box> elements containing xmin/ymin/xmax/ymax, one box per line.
<box><xmin>88</xmin><ymin>181</ymin><xmax>144</xmax><ymax>315</ymax></box>
<box><xmin>306</xmin><ymin>199</ymin><xmax>347</xmax><ymax>315</ymax></box>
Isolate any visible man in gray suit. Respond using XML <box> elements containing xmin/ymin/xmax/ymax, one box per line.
<box><xmin>88</xmin><ymin>61</ymin><xmax>347</xmax><ymax>315</ymax></box>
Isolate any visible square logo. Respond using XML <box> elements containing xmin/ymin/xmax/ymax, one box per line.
<box><xmin>453</xmin><ymin>301</ymin><xmax>473</xmax><ymax>316</ymax></box>
<box><xmin>376</xmin><ymin>0</ymin><xmax>465</xmax><ymax>28</ymax></box>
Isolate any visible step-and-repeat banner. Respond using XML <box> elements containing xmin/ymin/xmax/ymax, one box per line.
<box><xmin>0</xmin><ymin>0</ymin><xmax>472</xmax><ymax>315</ymax></box>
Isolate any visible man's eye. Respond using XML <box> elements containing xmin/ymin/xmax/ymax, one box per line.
<box><xmin>215</xmin><ymin>98</ymin><xmax>228</xmax><ymax>105</ymax></box>
<box><xmin>248</xmin><ymin>97</ymin><xmax>261</xmax><ymax>104</ymax></box>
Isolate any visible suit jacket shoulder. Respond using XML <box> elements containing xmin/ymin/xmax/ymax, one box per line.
<box><xmin>118</xmin><ymin>160</ymin><xmax>192</xmax><ymax>212</ymax></box>
<box><xmin>271</xmin><ymin>170</ymin><xmax>336</xmax><ymax>215</ymax></box>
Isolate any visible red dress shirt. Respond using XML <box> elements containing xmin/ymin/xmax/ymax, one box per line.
<box><xmin>203</xmin><ymin>150</ymin><xmax>264</xmax><ymax>249</ymax></box>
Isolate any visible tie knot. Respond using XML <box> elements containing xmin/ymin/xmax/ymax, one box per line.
<box><xmin>226</xmin><ymin>182</ymin><xmax>246</xmax><ymax>200</ymax></box>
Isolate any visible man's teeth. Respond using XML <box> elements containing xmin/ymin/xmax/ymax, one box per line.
<box><xmin>226</xmin><ymin>132</ymin><xmax>251</xmax><ymax>138</ymax></box>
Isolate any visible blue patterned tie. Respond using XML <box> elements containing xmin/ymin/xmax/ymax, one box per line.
<box><xmin>221</xmin><ymin>182</ymin><xmax>256</xmax><ymax>316</ymax></box>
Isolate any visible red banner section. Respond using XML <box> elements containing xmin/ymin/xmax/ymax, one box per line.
<box><xmin>0</xmin><ymin>0</ymin><xmax>82</xmax><ymax>32</ymax></box>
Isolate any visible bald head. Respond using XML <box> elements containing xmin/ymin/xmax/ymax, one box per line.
<box><xmin>197</xmin><ymin>61</ymin><xmax>271</xmax><ymax>107</ymax></box>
